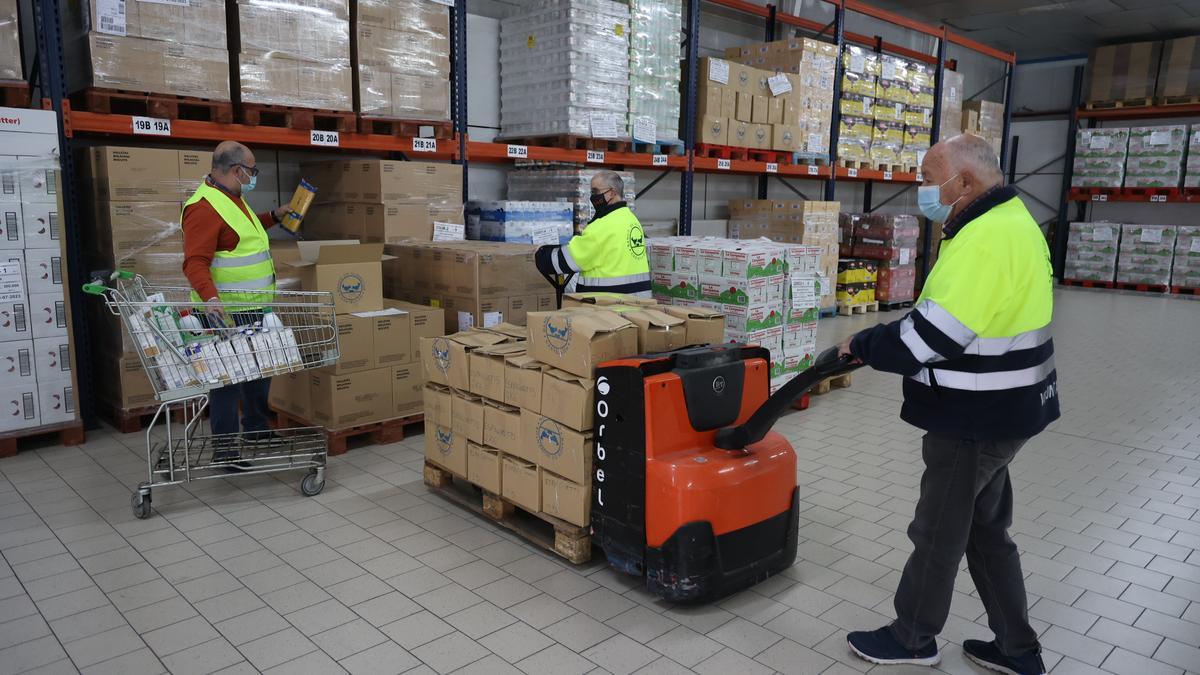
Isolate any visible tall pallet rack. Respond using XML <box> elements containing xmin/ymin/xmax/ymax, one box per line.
<box><xmin>24</xmin><ymin>0</ymin><xmax>1014</xmax><ymax>425</ymax></box>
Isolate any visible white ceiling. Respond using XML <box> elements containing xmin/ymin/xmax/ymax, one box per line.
<box><xmin>864</xmin><ymin>0</ymin><xmax>1200</xmax><ymax>60</ymax></box>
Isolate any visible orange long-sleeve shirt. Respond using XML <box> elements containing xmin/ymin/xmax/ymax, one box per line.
<box><xmin>182</xmin><ymin>177</ymin><xmax>275</xmax><ymax>301</ymax></box>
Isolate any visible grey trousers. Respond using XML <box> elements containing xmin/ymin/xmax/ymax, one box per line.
<box><xmin>890</xmin><ymin>432</ymin><xmax>1041</xmax><ymax>657</ymax></box>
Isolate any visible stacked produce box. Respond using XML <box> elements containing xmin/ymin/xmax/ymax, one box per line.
<box><xmin>499</xmin><ymin>0</ymin><xmax>630</xmax><ymax>140</ymax></box>
<box><xmin>1072</xmin><ymin>129</ymin><xmax>1129</xmax><ymax>188</ymax></box>
<box><xmin>836</xmin><ymin>260</ymin><xmax>876</xmax><ymax>307</ymax></box>
<box><xmin>843</xmin><ymin>213</ymin><xmax>920</xmax><ymax>304</ymax></box>
<box><xmin>383</xmin><ymin>241</ymin><xmax>555</xmax><ymax>333</ymax></box>
<box><xmin>961</xmin><ymin>100</ymin><xmax>1004</xmax><ymax>159</ymax></box>
<box><xmin>465</xmin><ymin>202</ymin><xmax>574</xmax><ymax>244</ymax></box>
<box><xmin>721</xmin><ymin>39</ymin><xmax>838</xmax><ymax>160</ymax></box>
<box><xmin>726</xmin><ymin>199</ymin><xmax>839</xmax><ymax>308</ymax></box>
<box><xmin>355</xmin><ymin>0</ymin><xmax>451</xmax><ymax>121</ymax></box>
<box><xmin>301</xmin><ymin>160</ymin><xmax>463</xmax><ymax>243</ymax></box>
<box><xmin>1064</xmin><ymin>222</ymin><xmax>1120</xmax><ymax>282</ymax></box>
<box><xmin>1186</xmin><ymin>128</ymin><xmax>1200</xmax><ymax>188</ymax></box>
<box><xmin>648</xmin><ymin>236</ymin><xmax>820</xmax><ymax>393</ymax></box>
<box><xmin>838</xmin><ymin>46</ymin><xmax>877</xmax><ymax>165</ymax></box>
<box><xmin>1117</xmin><ymin>224</ymin><xmax>1176</xmax><ymax>286</ymax></box>
<box><xmin>1173</xmin><ymin>226</ymin><xmax>1200</xmax><ymax>289</ymax></box>
<box><xmin>507</xmin><ymin>168</ymin><xmax>635</xmax><ymax>229</ymax></box>
<box><xmin>1123</xmin><ymin>126</ymin><xmax>1187</xmax><ymax>188</ymax></box>
<box><xmin>0</xmin><ymin>108</ymin><xmax>77</xmax><ymax>431</ymax></box>
<box><xmin>939</xmin><ymin>70</ymin><xmax>965</xmax><ymax>144</ymax></box>
<box><xmin>837</xmin><ymin>47</ymin><xmax>934</xmax><ymax>170</ymax></box>
<box><xmin>233</xmin><ymin>0</ymin><xmax>352</xmax><ymax>111</ymax></box>
<box><xmin>1</xmin><ymin>0</ymin><xmax>20</xmax><ymax>82</ymax></box>
<box><xmin>629</xmin><ymin>0</ymin><xmax>683</xmax><ymax>145</ymax></box>
<box><xmin>63</xmin><ymin>0</ymin><xmax>229</xmax><ymax>100</ymax></box>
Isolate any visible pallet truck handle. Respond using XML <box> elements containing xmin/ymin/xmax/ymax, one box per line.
<box><xmin>536</xmin><ymin>250</ymin><xmax>575</xmax><ymax>309</ymax></box>
<box><xmin>714</xmin><ymin>346</ymin><xmax>863</xmax><ymax>450</ymax></box>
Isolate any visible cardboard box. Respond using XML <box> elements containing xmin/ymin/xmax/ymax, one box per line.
<box><xmin>697</xmin><ymin>84</ymin><xmax>724</xmax><ymax>118</ymax></box>
<box><xmin>749</xmin><ymin>123</ymin><xmax>773</xmax><ymax>150</ymax></box>
<box><xmin>540</xmin><ymin>369</ymin><xmax>595</xmax><ymax>432</ymax></box>
<box><xmin>385</xmin><ymin>299</ymin><xmax>444</xmax><ymax>346</ymax></box>
<box><xmin>310</xmin><ymin>367</ymin><xmax>391</xmax><ymax>428</ymax></box>
<box><xmin>420</xmin><ymin>330</ymin><xmax>509</xmax><ymax>390</ymax></box>
<box><xmin>307</xmin><ymin>202</ymin><xmax>446</xmax><ymax>243</ymax></box>
<box><xmin>751</xmin><ymin>95</ymin><xmax>769</xmax><ymax>124</ymax></box>
<box><xmin>1087</xmin><ymin>41</ymin><xmax>1161</xmax><ymax>103</ymax></box>
<box><xmin>522</xmin><ymin>409</ymin><xmax>592</xmax><ymax>484</ymax></box>
<box><xmin>772</xmin><ymin>124</ymin><xmax>803</xmax><ymax>153</ymax></box>
<box><xmin>98</xmin><ymin>356</ymin><xmax>157</xmax><ymax>409</ymax></box>
<box><xmin>451</xmin><ymin>391</ymin><xmax>485</xmax><ymax>444</ymax></box>
<box><xmin>1158</xmin><ymin>37</ymin><xmax>1200</xmax><ymax>99</ymax></box>
<box><xmin>304</xmin><ymin>159</ymin><xmax>462</xmax><ymax>204</ymax></box>
<box><xmin>0</xmin><ymin>385</ymin><xmax>38</xmax><ymax>432</ymax></box>
<box><xmin>541</xmin><ymin>472</ymin><xmax>589</xmax><ymax>527</ymax></box>
<box><xmin>623</xmin><ymin>308</ymin><xmax>686</xmax><ymax>353</ymax></box>
<box><xmin>285</xmin><ymin>241</ymin><xmax>390</xmax><ymax>314</ymax></box>
<box><xmin>32</xmin><ymin>336</ymin><xmax>69</xmax><ymax>383</ymax></box>
<box><xmin>366</xmin><ymin>307</ymin><xmax>411</xmax><ymax>368</ymax></box>
<box><xmin>423</xmin><ymin>383</ymin><xmax>453</xmax><ymax>427</ymax></box>
<box><xmin>30</xmin><ymin>292</ymin><xmax>66</xmax><ymax>339</ymax></box>
<box><xmin>21</xmin><ymin>203</ymin><xmax>60</xmax><ymax>250</ymax></box>
<box><xmin>38</xmin><ymin>381</ymin><xmax>76</xmax><ymax>425</ymax></box>
<box><xmin>86</xmin><ymin>147</ymin><xmax>180</xmax><ymax>202</ymax></box>
<box><xmin>0</xmin><ymin>0</ymin><xmax>19</xmax><ymax>81</ymax></box>
<box><xmin>768</xmin><ymin>98</ymin><xmax>785</xmax><ymax>125</ymax></box>
<box><xmin>469</xmin><ymin>342</ymin><xmax>525</xmax><ymax>401</ymax></box>
<box><xmin>527</xmin><ymin>310</ymin><xmax>638</xmax><ymax>378</ymax></box>
<box><xmin>467</xmin><ymin>443</ymin><xmax>501</xmax><ymax>494</ymax></box>
<box><xmin>329</xmin><ymin>313</ymin><xmax>374</xmax><ymax>373</ymax></box>
<box><xmin>735</xmin><ymin>92</ymin><xmax>754</xmax><ymax>122</ymax></box>
<box><xmin>425</xmin><ymin>420</ymin><xmax>465</xmax><ymax>476</ymax></box>
<box><xmin>663</xmin><ymin>306</ymin><xmax>726</xmax><ymax>345</ymax></box>
<box><xmin>730</xmin><ymin>120</ymin><xmax>751</xmax><ymax>148</ymax></box>
<box><xmin>391</xmin><ymin>364</ymin><xmax>423</xmax><ymax>416</ymax></box>
<box><xmin>698</xmin><ymin>116</ymin><xmax>728</xmax><ymax>146</ymax></box>
<box><xmin>23</xmin><ymin>249</ymin><xmax>62</xmax><ymax>296</ymax></box>
<box><xmin>87</xmin><ymin>201</ymin><xmax>183</xmax><ymax>264</ymax></box>
<box><xmin>0</xmin><ymin>339</ymin><xmax>34</xmax><ymax>387</ymax></box>
<box><xmin>504</xmin><ymin>354</ymin><xmax>545</xmax><ymax>412</ymax></box>
<box><xmin>483</xmin><ymin>400</ymin><xmax>522</xmax><ymax>457</ymax></box>
<box><xmin>501</xmin><ymin>456</ymin><xmax>540</xmax><ymax>513</ymax></box>
<box><xmin>0</xmin><ymin>202</ymin><xmax>24</xmax><ymax>249</ymax></box>
<box><xmin>269</xmin><ymin>371</ymin><xmax>311</xmax><ymax>421</ymax></box>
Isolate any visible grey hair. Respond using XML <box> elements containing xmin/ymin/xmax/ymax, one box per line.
<box><xmin>954</xmin><ymin>133</ymin><xmax>1003</xmax><ymax>183</ymax></box>
<box><xmin>212</xmin><ymin>143</ymin><xmax>250</xmax><ymax>172</ymax></box>
<box><xmin>593</xmin><ymin>169</ymin><xmax>624</xmax><ymax>196</ymax></box>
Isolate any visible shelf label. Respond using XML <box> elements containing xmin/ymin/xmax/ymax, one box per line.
<box><xmin>1140</xmin><ymin>228</ymin><xmax>1163</xmax><ymax>243</ymax></box>
<box><xmin>633</xmin><ymin>117</ymin><xmax>656</xmax><ymax>144</ymax></box>
<box><xmin>916</xmin><ymin>172</ymin><xmax>924</xmax><ymax>182</ymax></box>
<box><xmin>506</xmin><ymin>144</ymin><xmax>529</xmax><ymax>159</ymax></box>
<box><xmin>586</xmin><ymin>150</ymin><xmax>605</xmax><ymax>163</ymax></box>
<box><xmin>883</xmin><ymin>171</ymin><xmax>893</xmax><ymax>181</ymax></box>
<box><xmin>412</xmin><ymin>137</ymin><xmax>438</xmax><ymax>153</ymax></box>
<box><xmin>652</xmin><ymin>154</ymin><xmax>668</xmax><ymax>167</ymax></box>
<box><xmin>1091</xmin><ymin>193</ymin><xmax>1108</xmax><ymax>202</ymax></box>
<box><xmin>95</xmin><ymin>0</ymin><xmax>127</xmax><ymax>36</ymax></box>
<box><xmin>709</xmin><ymin>58</ymin><xmax>729</xmax><ymax>84</ymax></box>
<box><xmin>591</xmin><ymin>113</ymin><xmax>618</xmax><ymax>139</ymax></box>
<box><xmin>807</xmin><ymin>164</ymin><xmax>819</xmax><ymax>176</ymax></box>
<box><xmin>1089</xmin><ymin>135</ymin><xmax>1111</xmax><ymax>150</ymax></box>
<box><xmin>767</xmin><ymin>73</ymin><xmax>792</xmax><ymax>97</ymax></box>
<box><xmin>765</xmin><ymin>162</ymin><xmax>778</xmax><ymax>173</ymax></box>
<box><xmin>132</xmin><ymin>116</ymin><xmax>171</xmax><ymax>136</ymax></box>
<box><xmin>717</xmin><ymin>158</ymin><xmax>731</xmax><ymax>170</ymax></box>
<box><xmin>1149</xmin><ymin>130</ymin><xmax>1172</xmax><ymax>146</ymax></box>
<box><xmin>847</xmin><ymin>167</ymin><xmax>858</xmax><ymax>178</ymax></box>
<box><xmin>1150</xmin><ymin>194</ymin><xmax>1167</xmax><ymax>202</ymax></box>
<box><xmin>309</xmin><ymin>129</ymin><xmax>339</xmax><ymax>147</ymax></box>
<box><xmin>1094</xmin><ymin>226</ymin><xmax>1113</xmax><ymax>241</ymax></box>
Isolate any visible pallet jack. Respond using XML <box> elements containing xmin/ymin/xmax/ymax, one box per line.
<box><xmin>592</xmin><ymin>344</ymin><xmax>861</xmax><ymax>603</ymax></box>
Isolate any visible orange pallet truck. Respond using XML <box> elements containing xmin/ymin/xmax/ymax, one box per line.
<box><xmin>593</xmin><ymin>344</ymin><xmax>861</xmax><ymax>603</ymax></box>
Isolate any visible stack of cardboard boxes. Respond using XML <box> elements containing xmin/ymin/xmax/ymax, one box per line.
<box><xmin>269</xmin><ymin>241</ymin><xmax>444</xmax><ymax>426</ymax></box>
<box><xmin>1172</xmin><ymin>225</ymin><xmax>1200</xmax><ymax>290</ymax></box>
<box><xmin>1064</xmin><ymin>222</ymin><xmax>1120</xmax><ymax>283</ymax></box>
<box><xmin>1186</xmin><ymin>128</ymin><xmax>1200</xmax><ymax>188</ymax></box>
<box><xmin>0</xmin><ymin>108</ymin><xmax>78</xmax><ymax>431</ymax></box>
<box><xmin>383</xmin><ymin>241</ymin><xmax>554</xmax><ymax>333</ymax></box>
<box><xmin>63</xmin><ymin>0</ymin><xmax>229</xmax><ymax>100</ymax></box>
<box><xmin>840</xmin><ymin>213</ymin><xmax>920</xmax><ymax>304</ymax></box>
<box><xmin>961</xmin><ymin>100</ymin><xmax>1004</xmax><ymax>159</ymax></box>
<box><xmin>1</xmin><ymin>0</ymin><xmax>20</xmax><ymax>82</ymax></box>
<box><xmin>301</xmin><ymin>160</ymin><xmax>463</xmax><ymax>243</ymax></box>
<box><xmin>726</xmin><ymin>199</ymin><xmax>840</xmax><ymax>308</ymax></box>
<box><xmin>1124</xmin><ymin>125</ymin><xmax>1188</xmax><ymax>188</ymax></box>
<box><xmin>1116</xmin><ymin>224</ymin><xmax>1176</xmax><ymax>287</ymax></box>
<box><xmin>939</xmin><ymin>70</ymin><xmax>964</xmax><ymax>145</ymax></box>
<box><xmin>839</xmin><ymin>45</ymin><xmax>935</xmax><ymax>170</ymax></box>
<box><xmin>233</xmin><ymin>0</ymin><xmax>352</xmax><ymax>111</ymax></box>
<box><xmin>629</xmin><ymin>0</ymin><xmax>683</xmax><ymax>144</ymax></box>
<box><xmin>354</xmin><ymin>0</ymin><xmax>451</xmax><ymax>121</ymax></box>
<box><xmin>1072</xmin><ymin>128</ymin><xmax>1129</xmax><ymax>188</ymax></box>
<box><xmin>507</xmin><ymin>168</ymin><xmax>636</xmax><ymax>229</ymax></box>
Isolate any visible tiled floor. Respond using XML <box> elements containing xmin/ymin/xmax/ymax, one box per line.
<box><xmin>2</xmin><ymin>287</ymin><xmax>1199</xmax><ymax>674</ymax></box>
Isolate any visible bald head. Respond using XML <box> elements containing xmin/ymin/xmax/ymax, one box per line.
<box><xmin>920</xmin><ymin>133</ymin><xmax>1003</xmax><ymax>222</ymax></box>
<box><xmin>210</xmin><ymin>141</ymin><xmax>256</xmax><ymax>195</ymax></box>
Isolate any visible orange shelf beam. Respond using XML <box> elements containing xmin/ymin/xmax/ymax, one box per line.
<box><xmin>465</xmin><ymin>140</ymin><xmax>689</xmax><ymax>169</ymax></box>
<box><xmin>835</xmin><ymin>165</ymin><xmax>921</xmax><ymax>183</ymax></box>
<box><xmin>692</xmin><ymin>156</ymin><xmax>832</xmax><ymax>177</ymax></box>
<box><xmin>1076</xmin><ymin>103</ymin><xmax>1200</xmax><ymax>121</ymax></box>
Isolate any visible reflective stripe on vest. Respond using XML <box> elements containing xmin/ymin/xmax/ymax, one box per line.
<box><xmin>911</xmin><ymin>357</ymin><xmax>1056</xmax><ymax>391</ymax></box>
<box><xmin>184</xmin><ymin>181</ymin><xmax>275</xmax><ymax>307</ymax></box>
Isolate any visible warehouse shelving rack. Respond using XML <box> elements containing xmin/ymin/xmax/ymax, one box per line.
<box><xmin>26</xmin><ymin>0</ymin><xmax>1014</xmax><ymax>423</ymax></box>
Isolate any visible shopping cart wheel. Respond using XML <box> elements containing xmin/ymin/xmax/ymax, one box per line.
<box><xmin>300</xmin><ymin>470</ymin><xmax>324</xmax><ymax>497</ymax></box>
<box><xmin>131</xmin><ymin>483</ymin><xmax>152</xmax><ymax>520</ymax></box>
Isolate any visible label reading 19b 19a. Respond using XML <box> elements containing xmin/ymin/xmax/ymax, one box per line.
<box><xmin>412</xmin><ymin>137</ymin><xmax>438</xmax><ymax>152</ymax></box>
<box><xmin>310</xmin><ymin>130</ymin><xmax>340</xmax><ymax>147</ymax></box>
<box><xmin>132</xmin><ymin>117</ymin><xmax>171</xmax><ymax>136</ymax></box>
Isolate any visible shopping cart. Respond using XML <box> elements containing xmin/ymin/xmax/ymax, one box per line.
<box><xmin>83</xmin><ymin>271</ymin><xmax>340</xmax><ymax>519</ymax></box>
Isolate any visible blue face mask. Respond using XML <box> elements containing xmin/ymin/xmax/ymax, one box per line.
<box><xmin>917</xmin><ymin>173</ymin><xmax>961</xmax><ymax>222</ymax></box>
<box><xmin>238</xmin><ymin>167</ymin><xmax>258</xmax><ymax>193</ymax></box>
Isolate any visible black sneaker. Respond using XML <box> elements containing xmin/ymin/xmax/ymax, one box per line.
<box><xmin>847</xmin><ymin>627</ymin><xmax>940</xmax><ymax>666</ymax></box>
<box><xmin>963</xmin><ymin>640</ymin><xmax>1046</xmax><ymax>675</ymax></box>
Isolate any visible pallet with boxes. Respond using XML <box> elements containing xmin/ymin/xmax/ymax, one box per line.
<box><xmin>354</xmin><ymin>0</ymin><xmax>452</xmax><ymax>128</ymax></box>
<box><xmin>725</xmin><ymin>199</ymin><xmax>840</xmax><ymax>310</ymax></box>
<box><xmin>838</xmin><ymin>212</ymin><xmax>919</xmax><ymax>309</ymax></box>
<box><xmin>837</xmin><ymin>45</ymin><xmax>935</xmax><ymax>171</ymax></box>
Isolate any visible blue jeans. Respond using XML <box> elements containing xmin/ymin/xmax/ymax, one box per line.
<box><xmin>207</xmin><ymin>311</ymin><xmax>271</xmax><ymax>438</ymax></box>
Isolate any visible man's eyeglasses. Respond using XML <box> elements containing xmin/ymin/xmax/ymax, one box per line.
<box><xmin>234</xmin><ymin>163</ymin><xmax>260</xmax><ymax>177</ymax></box>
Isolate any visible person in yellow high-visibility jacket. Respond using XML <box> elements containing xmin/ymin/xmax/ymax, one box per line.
<box><xmin>535</xmin><ymin>170</ymin><xmax>651</xmax><ymax>297</ymax></box>
<box><xmin>841</xmin><ymin>134</ymin><xmax>1057</xmax><ymax>675</ymax></box>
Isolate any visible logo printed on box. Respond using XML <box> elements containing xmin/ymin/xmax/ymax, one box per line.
<box><xmin>431</xmin><ymin>337</ymin><xmax>450</xmax><ymax>374</ymax></box>
<box><xmin>339</xmin><ymin>273</ymin><xmax>365</xmax><ymax>301</ymax></box>
<box><xmin>435</xmin><ymin>427</ymin><xmax>453</xmax><ymax>457</ymax></box>
<box><xmin>544</xmin><ymin>315</ymin><xmax>572</xmax><ymax>355</ymax></box>
<box><xmin>537</xmin><ymin>417</ymin><xmax>564</xmax><ymax>459</ymax></box>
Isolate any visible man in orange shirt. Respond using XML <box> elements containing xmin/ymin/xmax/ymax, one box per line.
<box><xmin>182</xmin><ymin>141</ymin><xmax>288</xmax><ymax>460</ymax></box>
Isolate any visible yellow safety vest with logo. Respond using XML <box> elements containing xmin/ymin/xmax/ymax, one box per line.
<box><xmin>183</xmin><ymin>181</ymin><xmax>276</xmax><ymax>309</ymax></box>
<box><xmin>557</xmin><ymin>206</ymin><xmax>651</xmax><ymax>295</ymax></box>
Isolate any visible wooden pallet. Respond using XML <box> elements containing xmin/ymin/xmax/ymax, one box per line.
<box><xmin>839</xmin><ymin>159</ymin><xmax>907</xmax><ymax>173</ymax></box>
<box><xmin>0</xmin><ymin>82</ymin><xmax>32</xmax><ymax>108</ymax></box>
<box><xmin>788</xmin><ymin>153</ymin><xmax>831</xmax><ymax>167</ymax></box>
<box><xmin>695</xmin><ymin>143</ymin><xmax>751</xmax><ymax>161</ymax></box>
<box><xmin>838</xmin><ymin>302</ymin><xmax>879</xmax><ymax>316</ymax></box>
<box><xmin>1157</xmin><ymin>95</ymin><xmax>1200</xmax><ymax>107</ymax></box>
<box><xmin>631</xmin><ymin>139</ymin><xmax>686</xmax><ymax>156</ymax></box>
<box><xmin>71</xmin><ymin>88</ymin><xmax>234</xmax><ymax>123</ymax></box>
<box><xmin>241</xmin><ymin>104</ymin><xmax>356</xmax><ymax>132</ymax></box>
<box><xmin>358</xmin><ymin>117</ymin><xmax>454</xmax><ymax>138</ymax></box>
<box><xmin>879</xmin><ymin>299</ymin><xmax>915</xmax><ymax>312</ymax></box>
<box><xmin>503</xmin><ymin>135</ymin><xmax>631</xmax><ymax>153</ymax></box>
<box><xmin>818</xmin><ymin>306</ymin><xmax>838</xmax><ymax>319</ymax></box>
<box><xmin>423</xmin><ymin>461</ymin><xmax>591</xmax><ymax>564</ymax></box>
<box><xmin>1061</xmin><ymin>278</ymin><xmax>1168</xmax><ymax>294</ymax></box>
<box><xmin>0</xmin><ymin>420</ymin><xmax>85</xmax><ymax>458</ymax></box>
<box><xmin>1084</xmin><ymin>97</ymin><xmax>1154</xmax><ymax>110</ymax></box>
<box><xmin>96</xmin><ymin>400</ymin><xmax>197</xmax><ymax>434</ymax></box>
<box><xmin>273</xmin><ymin>407</ymin><xmax>424</xmax><ymax>456</ymax></box>
<box><xmin>1170</xmin><ymin>286</ymin><xmax>1200</xmax><ymax>296</ymax></box>
<box><xmin>812</xmin><ymin>373</ymin><xmax>852</xmax><ymax>396</ymax></box>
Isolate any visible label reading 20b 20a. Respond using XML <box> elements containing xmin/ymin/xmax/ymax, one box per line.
<box><xmin>310</xmin><ymin>130</ymin><xmax>339</xmax><ymax>147</ymax></box>
<box><xmin>132</xmin><ymin>117</ymin><xmax>171</xmax><ymax>136</ymax></box>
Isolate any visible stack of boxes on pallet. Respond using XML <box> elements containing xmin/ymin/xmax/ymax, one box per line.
<box><xmin>507</xmin><ymin>168</ymin><xmax>636</xmax><ymax>228</ymax></box>
<box><xmin>354</xmin><ymin>0</ymin><xmax>451</xmax><ymax>122</ymax></box>
<box><xmin>960</xmin><ymin>101</ymin><xmax>1004</xmax><ymax>159</ymax></box>
<box><xmin>63</xmin><ymin>0</ymin><xmax>230</xmax><ymax>101</ymax></box>
<box><xmin>302</xmin><ymin>160</ymin><xmax>464</xmax><ymax>243</ymax></box>
<box><xmin>1174</xmin><ymin>226</ymin><xmax>1200</xmax><ymax>290</ymax></box>
<box><xmin>0</xmin><ymin>0</ymin><xmax>20</xmax><ymax>82</ymax></box>
<box><xmin>1116</xmin><ymin>225</ymin><xmax>1175</xmax><ymax>287</ymax></box>
<box><xmin>835</xmin><ymin>260</ymin><xmax>877</xmax><ymax>307</ymax></box>
<box><xmin>629</xmin><ymin>0</ymin><xmax>683</xmax><ymax>145</ymax></box>
<box><xmin>1086</xmin><ymin>38</ymin><xmax>1200</xmax><ymax>106</ymax></box>
<box><xmin>464</xmin><ymin>202</ymin><xmax>574</xmax><ymax>245</ymax></box>
<box><xmin>1187</xmin><ymin>130</ymin><xmax>1200</xmax><ymax>188</ymax></box>
<box><xmin>1073</xmin><ymin>125</ymin><xmax>1198</xmax><ymax>189</ymax></box>
<box><xmin>1073</xmin><ymin>129</ymin><xmax>1129</xmax><ymax>188</ymax></box>
<box><xmin>649</xmin><ymin>237</ymin><xmax>820</xmax><ymax>393</ymax></box>
<box><xmin>499</xmin><ymin>0</ymin><xmax>631</xmax><ymax>140</ymax></box>
<box><xmin>838</xmin><ymin>213</ymin><xmax>919</xmax><ymax>305</ymax></box>
<box><xmin>234</xmin><ymin>0</ymin><xmax>352</xmax><ymax>111</ymax></box>
<box><xmin>717</xmin><ymin>39</ymin><xmax>838</xmax><ymax>158</ymax></box>
<box><xmin>726</xmin><ymin>200</ymin><xmax>840</xmax><ymax>309</ymax></box>
<box><xmin>939</xmin><ymin>70</ymin><xmax>965</xmax><ymax>144</ymax></box>
<box><xmin>1124</xmin><ymin>126</ymin><xmax>1187</xmax><ymax>188</ymax></box>
<box><xmin>1064</xmin><ymin>223</ymin><xmax>1197</xmax><ymax>290</ymax></box>
<box><xmin>1064</xmin><ymin>223</ymin><xmax>1120</xmax><ymax>283</ymax></box>
<box><xmin>0</xmin><ymin>109</ymin><xmax>78</xmax><ymax>431</ymax></box>
<box><xmin>838</xmin><ymin>46</ymin><xmax>937</xmax><ymax>169</ymax></box>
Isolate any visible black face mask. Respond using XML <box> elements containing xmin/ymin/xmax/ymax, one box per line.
<box><xmin>590</xmin><ymin>191</ymin><xmax>609</xmax><ymax>212</ymax></box>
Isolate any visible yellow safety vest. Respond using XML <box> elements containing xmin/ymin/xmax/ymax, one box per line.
<box><xmin>184</xmin><ymin>181</ymin><xmax>276</xmax><ymax>309</ymax></box>
<box><xmin>563</xmin><ymin>206</ymin><xmax>651</xmax><ymax>295</ymax></box>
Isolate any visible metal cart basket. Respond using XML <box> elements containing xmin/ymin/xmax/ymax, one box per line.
<box><xmin>84</xmin><ymin>271</ymin><xmax>340</xmax><ymax>519</ymax></box>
